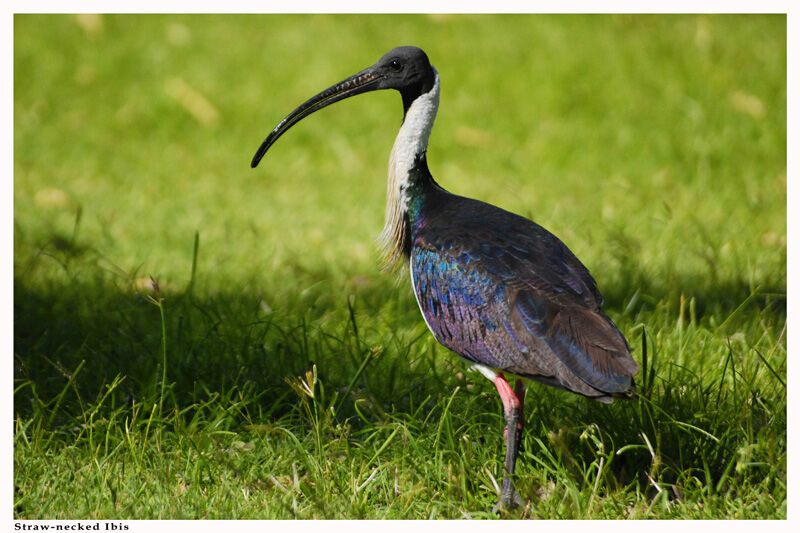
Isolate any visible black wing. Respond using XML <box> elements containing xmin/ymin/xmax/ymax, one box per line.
<box><xmin>410</xmin><ymin>194</ymin><xmax>637</xmax><ymax>398</ymax></box>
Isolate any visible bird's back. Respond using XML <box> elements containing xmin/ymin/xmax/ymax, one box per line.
<box><xmin>409</xmin><ymin>191</ymin><xmax>638</xmax><ymax>401</ymax></box>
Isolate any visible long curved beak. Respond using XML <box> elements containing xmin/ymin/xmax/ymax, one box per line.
<box><xmin>251</xmin><ymin>67</ymin><xmax>384</xmax><ymax>168</ymax></box>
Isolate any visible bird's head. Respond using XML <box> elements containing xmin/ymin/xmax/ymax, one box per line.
<box><xmin>251</xmin><ymin>46</ymin><xmax>436</xmax><ymax>168</ymax></box>
<box><xmin>372</xmin><ymin>46</ymin><xmax>436</xmax><ymax>107</ymax></box>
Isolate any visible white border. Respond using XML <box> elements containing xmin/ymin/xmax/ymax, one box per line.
<box><xmin>6</xmin><ymin>6</ymin><xmax>794</xmax><ymax>530</ymax></box>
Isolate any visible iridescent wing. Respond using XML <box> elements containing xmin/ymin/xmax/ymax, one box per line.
<box><xmin>410</xmin><ymin>195</ymin><xmax>637</xmax><ymax>398</ymax></box>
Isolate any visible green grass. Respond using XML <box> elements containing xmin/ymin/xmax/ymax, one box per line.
<box><xmin>14</xmin><ymin>14</ymin><xmax>786</xmax><ymax>519</ymax></box>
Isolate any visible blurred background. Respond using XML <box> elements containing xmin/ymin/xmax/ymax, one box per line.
<box><xmin>15</xmin><ymin>14</ymin><xmax>786</xmax><ymax>290</ymax></box>
<box><xmin>14</xmin><ymin>14</ymin><xmax>786</xmax><ymax>519</ymax></box>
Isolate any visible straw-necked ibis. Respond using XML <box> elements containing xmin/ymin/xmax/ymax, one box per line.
<box><xmin>251</xmin><ymin>46</ymin><xmax>638</xmax><ymax>510</ymax></box>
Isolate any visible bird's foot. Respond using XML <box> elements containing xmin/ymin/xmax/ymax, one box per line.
<box><xmin>492</xmin><ymin>488</ymin><xmax>527</xmax><ymax>514</ymax></box>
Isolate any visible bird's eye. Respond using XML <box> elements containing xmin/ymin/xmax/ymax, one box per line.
<box><xmin>389</xmin><ymin>59</ymin><xmax>402</xmax><ymax>71</ymax></box>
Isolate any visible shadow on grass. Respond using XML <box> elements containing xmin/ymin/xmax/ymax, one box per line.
<box><xmin>14</xmin><ymin>254</ymin><xmax>786</xmax><ymax>507</ymax></box>
<box><xmin>14</xmin><ymin>262</ymin><xmax>784</xmax><ymax>408</ymax></box>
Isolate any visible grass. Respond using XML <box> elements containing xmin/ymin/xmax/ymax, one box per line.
<box><xmin>13</xmin><ymin>14</ymin><xmax>786</xmax><ymax>519</ymax></box>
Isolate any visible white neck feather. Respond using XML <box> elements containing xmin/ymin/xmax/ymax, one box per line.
<box><xmin>388</xmin><ymin>69</ymin><xmax>440</xmax><ymax>196</ymax></box>
<box><xmin>379</xmin><ymin>69</ymin><xmax>440</xmax><ymax>269</ymax></box>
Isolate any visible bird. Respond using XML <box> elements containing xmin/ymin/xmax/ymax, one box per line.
<box><xmin>251</xmin><ymin>46</ymin><xmax>638</xmax><ymax>511</ymax></box>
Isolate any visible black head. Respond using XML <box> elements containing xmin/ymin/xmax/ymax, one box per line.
<box><xmin>251</xmin><ymin>46</ymin><xmax>436</xmax><ymax>168</ymax></box>
<box><xmin>372</xmin><ymin>46</ymin><xmax>436</xmax><ymax>110</ymax></box>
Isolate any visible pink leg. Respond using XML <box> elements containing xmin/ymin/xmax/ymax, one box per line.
<box><xmin>492</xmin><ymin>374</ymin><xmax>525</xmax><ymax>510</ymax></box>
<box><xmin>493</xmin><ymin>374</ymin><xmax>521</xmax><ymax>417</ymax></box>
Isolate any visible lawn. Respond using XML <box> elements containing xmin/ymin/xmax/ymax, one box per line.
<box><xmin>14</xmin><ymin>14</ymin><xmax>786</xmax><ymax>519</ymax></box>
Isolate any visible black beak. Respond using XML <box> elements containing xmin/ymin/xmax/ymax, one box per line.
<box><xmin>251</xmin><ymin>67</ymin><xmax>384</xmax><ymax>168</ymax></box>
